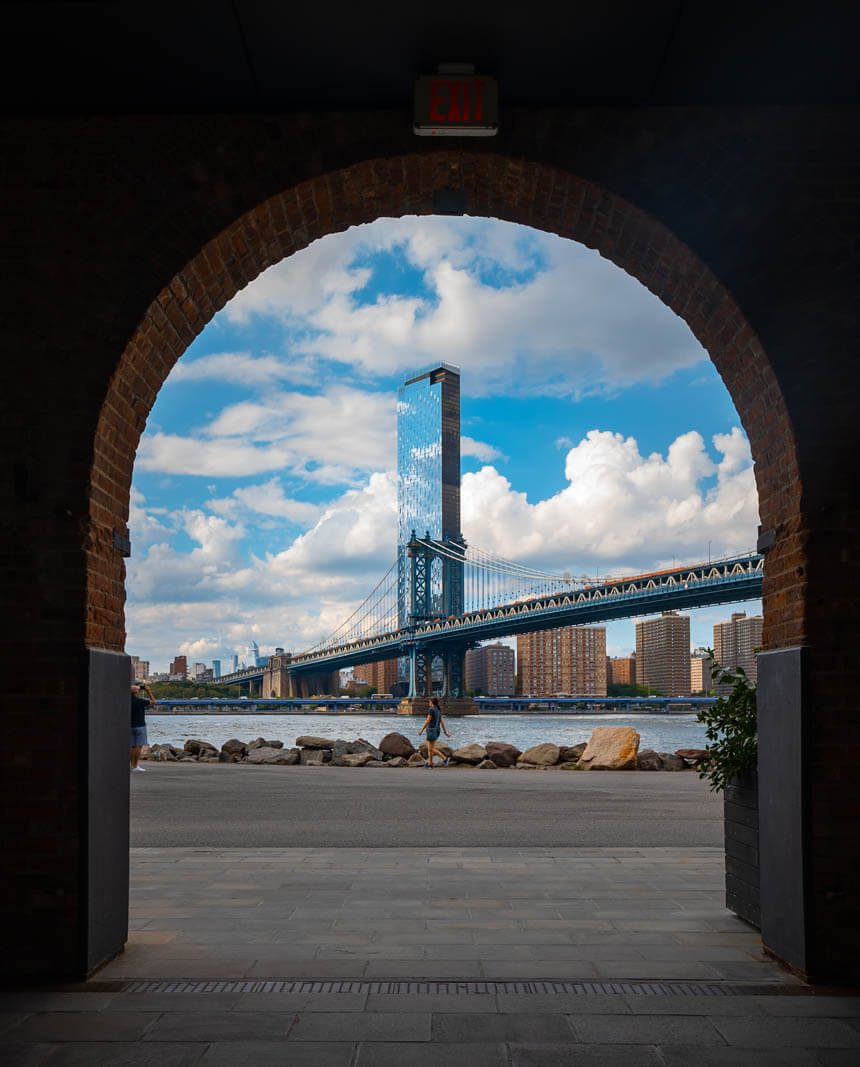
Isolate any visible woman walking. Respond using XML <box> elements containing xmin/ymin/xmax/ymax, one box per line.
<box><xmin>417</xmin><ymin>696</ymin><xmax>451</xmax><ymax>768</ymax></box>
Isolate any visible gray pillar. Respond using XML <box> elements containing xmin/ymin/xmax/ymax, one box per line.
<box><xmin>757</xmin><ymin>646</ymin><xmax>809</xmax><ymax>974</ymax></box>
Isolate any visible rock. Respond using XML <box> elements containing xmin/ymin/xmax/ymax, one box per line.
<box><xmin>407</xmin><ymin>753</ymin><xmax>426</xmax><ymax>766</ymax></box>
<box><xmin>419</xmin><ymin>740</ymin><xmax>452</xmax><ymax>759</ymax></box>
<box><xmin>139</xmin><ymin>744</ymin><xmax>151</xmax><ymax>760</ymax></box>
<box><xmin>450</xmin><ymin>743</ymin><xmax>487</xmax><ymax>764</ymax></box>
<box><xmin>386</xmin><ymin>757</ymin><xmax>408</xmax><ymax>768</ymax></box>
<box><xmin>476</xmin><ymin>759</ymin><xmax>498</xmax><ymax>769</ymax></box>
<box><xmin>184</xmin><ymin>738</ymin><xmax>218</xmax><ymax>758</ymax></box>
<box><xmin>379</xmin><ymin>732</ymin><xmax>415</xmax><ymax>758</ymax></box>
<box><xmin>558</xmin><ymin>762</ymin><xmax>581</xmax><ymax>770</ymax></box>
<box><xmin>578</xmin><ymin>726</ymin><xmax>640</xmax><ymax>770</ymax></box>
<box><xmin>637</xmin><ymin>749</ymin><xmax>663</xmax><ymax>771</ymax></box>
<box><xmin>515</xmin><ymin>762</ymin><xmax>542</xmax><ymax>769</ymax></box>
<box><xmin>340</xmin><ymin>752</ymin><xmax>373</xmax><ymax>767</ymax></box>
<box><xmin>295</xmin><ymin>735</ymin><xmax>336</xmax><ymax>749</ymax></box>
<box><xmin>676</xmin><ymin>748</ymin><xmax>708</xmax><ymax>765</ymax></box>
<box><xmin>246</xmin><ymin>746</ymin><xmax>298</xmax><ymax>765</ymax></box>
<box><xmin>299</xmin><ymin>749</ymin><xmax>326</xmax><ymax>765</ymax></box>
<box><xmin>363</xmin><ymin>759</ymin><xmax>388</xmax><ymax>768</ymax></box>
<box><xmin>658</xmin><ymin>752</ymin><xmax>687</xmax><ymax>771</ymax></box>
<box><xmin>221</xmin><ymin>738</ymin><xmax>247</xmax><ymax>757</ymax></box>
<box><xmin>248</xmin><ymin>737</ymin><xmax>282</xmax><ymax>751</ymax></box>
<box><xmin>519</xmin><ymin>743</ymin><xmax>560</xmax><ymax>766</ymax></box>
<box><xmin>484</xmin><ymin>741</ymin><xmax>521</xmax><ymax>767</ymax></box>
<box><xmin>218</xmin><ymin>751</ymin><xmax>240</xmax><ymax>763</ymax></box>
<box><xmin>351</xmin><ymin>738</ymin><xmax>384</xmax><ymax>761</ymax></box>
<box><xmin>149</xmin><ymin>743</ymin><xmax>177</xmax><ymax>761</ymax></box>
<box><xmin>559</xmin><ymin>742</ymin><xmax>587</xmax><ymax>764</ymax></box>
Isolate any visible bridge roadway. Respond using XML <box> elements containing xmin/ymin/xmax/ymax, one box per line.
<box><xmin>216</xmin><ymin>553</ymin><xmax>763</xmax><ymax>685</ymax></box>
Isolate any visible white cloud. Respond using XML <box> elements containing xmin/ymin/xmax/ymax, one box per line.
<box><xmin>170</xmin><ymin>351</ymin><xmax>320</xmax><ymax>387</ymax></box>
<box><xmin>462</xmin><ymin>436</ymin><xmax>505</xmax><ymax>462</ymax></box>
<box><xmin>207</xmin><ymin>478</ymin><xmax>321</xmax><ymax>525</ymax></box>
<box><xmin>136</xmin><ymin>385</ymin><xmax>395</xmax><ymax>481</ymax></box>
<box><xmin>461</xmin><ymin>428</ymin><xmax>759</xmax><ymax>575</ymax></box>
<box><xmin>217</xmin><ymin>216</ymin><xmax>705</xmax><ymax>397</ymax></box>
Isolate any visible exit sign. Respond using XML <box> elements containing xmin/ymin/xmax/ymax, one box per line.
<box><xmin>414</xmin><ymin>75</ymin><xmax>498</xmax><ymax>137</ymax></box>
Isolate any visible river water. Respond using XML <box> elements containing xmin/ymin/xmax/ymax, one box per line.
<box><xmin>145</xmin><ymin>712</ymin><xmax>708</xmax><ymax>754</ymax></box>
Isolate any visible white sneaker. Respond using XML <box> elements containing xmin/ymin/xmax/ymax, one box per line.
<box><xmin>132</xmin><ymin>766</ymin><xmax>146</xmax><ymax>773</ymax></box>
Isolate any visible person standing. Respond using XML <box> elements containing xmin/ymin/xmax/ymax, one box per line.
<box><xmin>130</xmin><ymin>682</ymin><xmax>154</xmax><ymax>772</ymax></box>
<box><xmin>417</xmin><ymin>696</ymin><xmax>451</xmax><ymax>768</ymax></box>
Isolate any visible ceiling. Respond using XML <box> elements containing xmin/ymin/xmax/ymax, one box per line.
<box><xmin>2</xmin><ymin>0</ymin><xmax>857</xmax><ymax>113</ymax></box>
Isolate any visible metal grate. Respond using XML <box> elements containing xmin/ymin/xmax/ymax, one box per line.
<box><xmin>119</xmin><ymin>978</ymin><xmax>809</xmax><ymax>997</ymax></box>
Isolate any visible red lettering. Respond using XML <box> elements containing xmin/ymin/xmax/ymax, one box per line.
<box><xmin>447</xmin><ymin>80</ymin><xmax>461</xmax><ymax>121</ymax></box>
<box><xmin>472</xmin><ymin>80</ymin><xmax>484</xmax><ymax>122</ymax></box>
<box><xmin>462</xmin><ymin>82</ymin><xmax>470</xmax><ymax>121</ymax></box>
<box><xmin>430</xmin><ymin>80</ymin><xmax>446</xmax><ymax>122</ymax></box>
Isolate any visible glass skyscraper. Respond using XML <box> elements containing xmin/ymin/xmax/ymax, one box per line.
<box><xmin>397</xmin><ymin>363</ymin><xmax>462</xmax><ymax>627</ymax></box>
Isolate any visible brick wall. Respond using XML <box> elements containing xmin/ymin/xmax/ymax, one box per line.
<box><xmin>2</xmin><ymin>106</ymin><xmax>859</xmax><ymax>980</ymax></box>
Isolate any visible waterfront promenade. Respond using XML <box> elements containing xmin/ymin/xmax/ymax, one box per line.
<box><xmin>3</xmin><ymin>770</ymin><xmax>858</xmax><ymax>1064</ymax></box>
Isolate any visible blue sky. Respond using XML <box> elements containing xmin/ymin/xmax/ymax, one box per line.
<box><xmin>127</xmin><ymin>216</ymin><xmax>761</xmax><ymax>672</ymax></box>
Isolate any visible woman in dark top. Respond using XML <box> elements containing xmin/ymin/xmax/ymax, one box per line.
<box><xmin>417</xmin><ymin>696</ymin><xmax>451</xmax><ymax>768</ymax></box>
<box><xmin>130</xmin><ymin>683</ymin><xmax>155</xmax><ymax>772</ymax></box>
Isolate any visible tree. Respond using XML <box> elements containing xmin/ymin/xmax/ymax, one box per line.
<box><xmin>695</xmin><ymin>651</ymin><xmax>757</xmax><ymax>792</ymax></box>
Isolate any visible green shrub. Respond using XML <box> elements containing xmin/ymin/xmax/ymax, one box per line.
<box><xmin>695</xmin><ymin>653</ymin><xmax>757</xmax><ymax>793</ymax></box>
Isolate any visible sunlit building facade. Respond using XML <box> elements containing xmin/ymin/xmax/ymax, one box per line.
<box><xmin>465</xmin><ymin>643</ymin><xmax>516</xmax><ymax>696</ymax></box>
<box><xmin>635</xmin><ymin>611</ymin><xmax>691</xmax><ymax>696</ymax></box>
<box><xmin>516</xmin><ymin>626</ymin><xmax>606</xmax><ymax>696</ymax></box>
<box><xmin>713</xmin><ymin>612</ymin><xmax>763</xmax><ymax>695</ymax></box>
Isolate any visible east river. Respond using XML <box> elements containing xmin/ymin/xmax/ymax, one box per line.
<box><xmin>145</xmin><ymin>712</ymin><xmax>709</xmax><ymax>754</ymax></box>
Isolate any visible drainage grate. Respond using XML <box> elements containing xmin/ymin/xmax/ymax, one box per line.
<box><xmin>120</xmin><ymin>978</ymin><xmax>810</xmax><ymax>997</ymax></box>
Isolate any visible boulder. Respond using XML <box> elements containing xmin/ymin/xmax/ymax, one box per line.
<box><xmin>519</xmin><ymin>743</ymin><xmax>561</xmax><ymax>766</ymax></box>
<box><xmin>149</xmin><ymin>743</ymin><xmax>177</xmax><ymax>761</ymax></box>
<box><xmin>248</xmin><ymin>737</ymin><xmax>283</xmax><ymax>750</ymax></box>
<box><xmin>139</xmin><ymin>744</ymin><xmax>151</xmax><ymax>760</ymax></box>
<box><xmin>407</xmin><ymin>753</ymin><xmax>426</xmax><ymax>766</ymax></box>
<box><xmin>484</xmin><ymin>741</ymin><xmax>520</xmax><ymax>767</ymax></box>
<box><xmin>637</xmin><ymin>749</ymin><xmax>663</xmax><ymax>771</ymax></box>
<box><xmin>559</xmin><ymin>742</ymin><xmax>587</xmax><ymax>764</ymax></box>
<box><xmin>184</xmin><ymin>738</ymin><xmax>218</xmax><ymax>758</ymax></box>
<box><xmin>419</xmin><ymin>740</ymin><xmax>452</xmax><ymax>759</ymax></box>
<box><xmin>363</xmin><ymin>759</ymin><xmax>388</xmax><ymax>768</ymax></box>
<box><xmin>658</xmin><ymin>752</ymin><xmax>687</xmax><ymax>771</ymax></box>
<box><xmin>559</xmin><ymin>762</ymin><xmax>582</xmax><ymax>770</ymax></box>
<box><xmin>295</xmin><ymin>735</ymin><xmax>336</xmax><ymax>749</ymax></box>
<box><xmin>386</xmin><ymin>756</ymin><xmax>408</xmax><ymax>768</ymax></box>
<box><xmin>221</xmin><ymin>738</ymin><xmax>247</xmax><ymax>757</ymax></box>
<box><xmin>578</xmin><ymin>726</ymin><xmax>640</xmax><ymax>770</ymax></box>
<box><xmin>676</xmin><ymin>748</ymin><xmax>708</xmax><ymax>766</ymax></box>
<box><xmin>379</xmin><ymin>732</ymin><xmax>415</xmax><ymax>758</ymax></box>
<box><xmin>476</xmin><ymin>759</ymin><xmax>498</xmax><ymax>769</ymax></box>
<box><xmin>450</xmin><ymin>743</ymin><xmax>487</xmax><ymax>764</ymax></box>
<box><xmin>246</xmin><ymin>746</ymin><xmax>298</xmax><ymax>765</ymax></box>
<box><xmin>299</xmin><ymin>748</ymin><xmax>326</xmax><ymax>765</ymax></box>
<box><xmin>340</xmin><ymin>752</ymin><xmax>373</xmax><ymax>767</ymax></box>
<box><xmin>351</xmin><ymin>738</ymin><xmax>384</xmax><ymax>761</ymax></box>
<box><xmin>218</xmin><ymin>751</ymin><xmax>240</xmax><ymax>763</ymax></box>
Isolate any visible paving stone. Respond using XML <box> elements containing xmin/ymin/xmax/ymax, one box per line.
<box><xmin>365</xmin><ymin>993</ymin><xmax>499</xmax><ymax>1013</ymax></box>
<box><xmin>1</xmin><ymin>1012</ymin><xmax>159</xmax><ymax>1043</ymax></box>
<box><xmin>622</xmin><ymin>995</ymin><xmax>771</xmax><ymax>1016</ymax></box>
<box><xmin>432</xmin><ymin>1011</ymin><xmax>575</xmax><ymax>1043</ymax></box>
<box><xmin>143</xmin><ymin>1010</ymin><xmax>293</xmax><ymax>1041</ymax></box>
<box><xmin>709</xmin><ymin>1016</ymin><xmax>860</xmax><ymax>1047</ymax></box>
<box><xmin>593</xmin><ymin>961</ymin><xmax>721</xmax><ymax>980</ymax></box>
<box><xmin>31</xmin><ymin>1043</ymin><xmax>209</xmax><ymax>1066</ymax></box>
<box><xmin>0</xmin><ymin>993</ymin><xmax>118</xmax><ymax>1013</ymax></box>
<box><xmin>496</xmin><ymin>994</ymin><xmax>632</xmax><ymax>1015</ymax></box>
<box><xmin>355</xmin><ymin>1043</ymin><xmax>509</xmax><ymax>1066</ymax></box>
<box><xmin>757</xmin><ymin>996</ymin><xmax>860</xmax><ymax>1017</ymax></box>
<box><xmin>200</xmin><ymin>1041</ymin><xmax>355</xmax><ymax>1065</ymax></box>
<box><xmin>658</xmin><ymin>1047</ymin><xmax>823</xmax><ymax>1066</ymax></box>
<box><xmin>106</xmin><ymin>992</ymin><xmax>242</xmax><ymax>1012</ymax></box>
<box><xmin>0</xmin><ymin>1044</ymin><xmax>59</xmax><ymax>1066</ymax></box>
<box><xmin>571</xmin><ymin>1014</ymin><xmax>726</xmax><ymax>1044</ymax></box>
<box><xmin>289</xmin><ymin>1011</ymin><xmax>430</xmax><ymax>1042</ymax></box>
<box><xmin>510</xmin><ymin>1045</ymin><xmax>664</xmax><ymax>1066</ymax></box>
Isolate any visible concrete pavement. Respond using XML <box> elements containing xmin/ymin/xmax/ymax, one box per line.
<box><xmin>3</xmin><ymin>773</ymin><xmax>858</xmax><ymax>1064</ymax></box>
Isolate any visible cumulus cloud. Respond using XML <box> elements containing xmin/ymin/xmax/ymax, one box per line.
<box><xmin>462</xmin><ymin>436</ymin><xmax>505</xmax><ymax>462</ymax></box>
<box><xmin>170</xmin><ymin>351</ymin><xmax>320</xmax><ymax>387</ymax></box>
<box><xmin>219</xmin><ymin>216</ymin><xmax>705</xmax><ymax>397</ymax></box>
<box><xmin>207</xmin><ymin>478</ymin><xmax>321</xmax><ymax>525</ymax></box>
<box><xmin>461</xmin><ymin>427</ymin><xmax>758</xmax><ymax>574</ymax></box>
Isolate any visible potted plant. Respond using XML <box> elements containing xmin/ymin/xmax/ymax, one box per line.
<box><xmin>695</xmin><ymin>656</ymin><xmax>760</xmax><ymax>928</ymax></box>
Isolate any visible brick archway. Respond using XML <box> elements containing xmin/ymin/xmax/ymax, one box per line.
<box><xmin>90</xmin><ymin>151</ymin><xmax>800</xmax><ymax>661</ymax></box>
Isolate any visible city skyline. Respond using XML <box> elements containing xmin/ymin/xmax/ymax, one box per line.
<box><xmin>127</xmin><ymin>215</ymin><xmax>761</xmax><ymax>669</ymax></box>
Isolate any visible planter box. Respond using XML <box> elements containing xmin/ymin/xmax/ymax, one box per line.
<box><xmin>724</xmin><ymin>768</ymin><xmax>760</xmax><ymax>928</ymax></box>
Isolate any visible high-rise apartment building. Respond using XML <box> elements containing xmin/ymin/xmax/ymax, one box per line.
<box><xmin>397</xmin><ymin>363</ymin><xmax>462</xmax><ymax>627</ymax></box>
<box><xmin>517</xmin><ymin>626</ymin><xmax>606</xmax><ymax>696</ymax></box>
<box><xmin>606</xmin><ymin>655</ymin><xmax>636</xmax><ymax>687</ymax></box>
<box><xmin>169</xmin><ymin>654</ymin><xmax>187</xmax><ymax>680</ymax></box>
<box><xmin>353</xmin><ymin>657</ymin><xmax>400</xmax><ymax>695</ymax></box>
<box><xmin>690</xmin><ymin>648</ymin><xmax>713</xmax><ymax>694</ymax></box>
<box><xmin>465</xmin><ymin>643</ymin><xmax>516</xmax><ymax>696</ymax></box>
<box><xmin>130</xmin><ymin>656</ymin><xmax>149</xmax><ymax>683</ymax></box>
<box><xmin>713</xmin><ymin>612</ymin><xmax>763</xmax><ymax>693</ymax></box>
<box><xmin>191</xmin><ymin>662</ymin><xmax>207</xmax><ymax>680</ymax></box>
<box><xmin>245</xmin><ymin>641</ymin><xmax>260</xmax><ymax>668</ymax></box>
<box><xmin>635</xmin><ymin>612</ymin><xmax>691</xmax><ymax>695</ymax></box>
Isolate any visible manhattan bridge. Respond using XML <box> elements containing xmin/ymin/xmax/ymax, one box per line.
<box><xmin>222</xmin><ymin>364</ymin><xmax>762</xmax><ymax>701</ymax></box>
